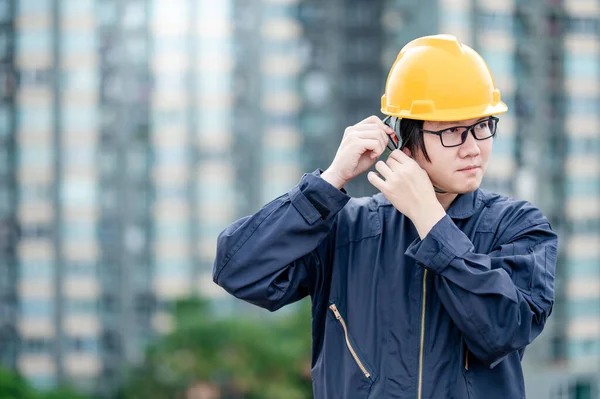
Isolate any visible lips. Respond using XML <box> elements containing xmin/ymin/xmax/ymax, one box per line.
<box><xmin>458</xmin><ymin>165</ymin><xmax>480</xmax><ymax>172</ymax></box>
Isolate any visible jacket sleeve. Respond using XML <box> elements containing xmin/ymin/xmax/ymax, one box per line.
<box><xmin>405</xmin><ymin>208</ymin><xmax>558</xmax><ymax>368</ymax></box>
<box><xmin>212</xmin><ymin>170</ymin><xmax>350</xmax><ymax>312</ymax></box>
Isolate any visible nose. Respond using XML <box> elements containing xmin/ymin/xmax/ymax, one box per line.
<box><xmin>458</xmin><ymin>129</ymin><xmax>481</xmax><ymax>158</ymax></box>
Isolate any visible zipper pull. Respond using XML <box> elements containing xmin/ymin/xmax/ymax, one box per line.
<box><xmin>465</xmin><ymin>347</ymin><xmax>469</xmax><ymax>370</ymax></box>
<box><xmin>329</xmin><ymin>304</ymin><xmax>342</xmax><ymax>320</ymax></box>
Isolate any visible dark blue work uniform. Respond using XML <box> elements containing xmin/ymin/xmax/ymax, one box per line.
<box><xmin>213</xmin><ymin>170</ymin><xmax>558</xmax><ymax>398</ymax></box>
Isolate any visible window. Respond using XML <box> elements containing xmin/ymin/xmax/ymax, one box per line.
<box><xmin>152</xmin><ymin>109</ymin><xmax>186</xmax><ymax>129</ymax></box>
<box><xmin>18</xmin><ymin>0</ymin><xmax>51</xmax><ymax>15</ymax></box>
<box><xmin>68</xmin><ymin>336</ymin><xmax>99</xmax><ymax>353</ymax></box>
<box><xmin>567</xmin><ymin>137</ymin><xmax>600</xmax><ymax>154</ymax></box>
<box><xmin>18</xmin><ymin>146</ymin><xmax>51</xmax><ymax>167</ymax></box>
<box><xmin>565</xmin><ymin>55</ymin><xmax>599</xmax><ymax>77</ymax></box>
<box><xmin>344</xmin><ymin>4</ymin><xmax>377</xmax><ymax>27</ymax></box>
<box><xmin>154</xmin><ymin>71</ymin><xmax>187</xmax><ymax>93</ymax></box>
<box><xmin>0</xmin><ymin>31</ymin><xmax>11</xmax><ymax>62</ymax></box>
<box><xmin>123</xmin><ymin>1</ymin><xmax>146</xmax><ymax>29</ymax></box>
<box><xmin>154</xmin><ymin>147</ymin><xmax>187</xmax><ymax>165</ymax></box>
<box><xmin>96</xmin><ymin>0</ymin><xmax>117</xmax><ymax>27</ymax></box>
<box><xmin>64</xmin><ymin>146</ymin><xmax>94</xmax><ymax>168</ymax></box>
<box><xmin>478</xmin><ymin>11</ymin><xmax>513</xmax><ymax>31</ymax></box>
<box><xmin>0</xmin><ymin>146</ymin><xmax>9</xmax><ymax>174</ymax></box>
<box><xmin>479</xmin><ymin>50</ymin><xmax>512</xmax><ymax>75</ymax></box>
<box><xmin>0</xmin><ymin>0</ymin><xmax>11</xmax><ymax>22</ymax></box>
<box><xmin>65</xmin><ymin>299</ymin><xmax>98</xmax><ymax>314</ymax></box>
<box><xmin>21</xmin><ymin>223</ymin><xmax>52</xmax><ymax>240</ymax></box>
<box><xmin>61</xmin><ymin>69</ymin><xmax>96</xmax><ymax>91</ymax></box>
<box><xmin>61</xmin><ymin>179</ymin><xmax>96</xmax><ymax>206</ymax></box>
<box><xmin>151</xmin><ymin>0</ymin><xmax>188</xmax><ymax>29</ymax></box>
<box><xmin>17</xmin><ymin>30</ymin><xmax>51</xmax><ymax>54</ymax></box>
<box><xmin>20</xmin><ymin>299</ymin><xmax>53</xmax><ymax>317</ymax></box>
<box><xmin>62</xmin><ymin>33</ymin><xmax>96</xmax><ymax>55</ymax></box>
<box><xmin>66</xmin><ymin>261</ymin><xmax>97</xmax><ymax>277</ymax></box>
<box><xmin>20</xmin><ymin>183</ymin><xmax>51</xmax><ymax>205</ymax></box>
<box><xmin>62</xmin><ymin>107</ymin><xmax>98</xmax><ymax>130</ymax></box>
<box><xmin>23</xmin><ymin>338</ymin><xmax>52</xmax><ymax>354</ymax></box>
<box><xmin>0</xmin><ymin>100</ymin><xmax>11</xmax><ymax>138</ymax></box>
<box><xmin>62</xmin><ymin>222</ymin><xmax>95</xmax><ymax>242</ymax></box>
<box><xmin>155</xmin><ymin>259</ymin><xmax>191</xmax><ymax>278</ymax></box>
<box><xmin>17</xmin><ymin>105</ymin><xmax>51</xmax><ymax>130</ymax></box>
<box><xmin>20</xmin><ymin>261</ymin><xmax>52</xmax><ymax>280</ymax></box>
<box><xmin>154</xmin><ymin>220</ymin><xmax>187</xmax><ymax>239</ymax></box>
<box><xmin>565</xmin><ymin>97</ymin><xmax>600</xmax><ymax>115</ymax></box>
<box><xmin>124</xmin><ymin>35</ymin><xmax>147</xmax><ymax>63</ymax></box>
<box><xmin>564</xmin><ymin>17</ymin><xmax>599</xmax><ymax>35</ymax></box>
<box><xmin>62</xmin><ymin>0</ymin><xmax>94</xmax><ymax>16</ymax></box>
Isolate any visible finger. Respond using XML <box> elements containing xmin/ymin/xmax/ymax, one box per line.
<box><xmin>357</xmin><ymin>115</ymin><xmax>395</xmax><ymax>135</ymax></box>
<box><xmin>386</xmin><ymin>156</ymin><xmax>402</xmax><ymax>171</ymax></box>
<box><xmin>367</xmin><ymin>171</ymin><xmax>385</xmax><ymax>191</ymax></box>
<box><xmin>355</xmin><ymin>130</ymin><xmax>388</xmax><ymax>154</ymax></box>
<box><xmin>351</xmin><ymin>124</ymin><xmax>391</xmax><ymax>141</ymax></box>
<box><xmin>389</xmin><ymin>149</ymin><xmax>413</xmax><ymax>164</ymax></box>
<box><xmin>356</xmin><ymin>138</ymin><xmax>385</xmax><ymax>159</ymax></box>
<box><xmin>375</xmin><ymin>160</ymin><xmax>393</xmax><ymax>179</ymax></box>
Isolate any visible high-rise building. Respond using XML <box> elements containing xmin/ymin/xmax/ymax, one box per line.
<box><xmin>97</xmin><ymin>0</ymin><xmax>153</xmax><ymax>394</ymax></box>
<box><xmin>15</xmin><ymin>0</ymin><xmax>100</xmax><ymax>391</ymax></box>
<box><xmin>0</xmin><ymin>0</ymin><xmax>18</xmax><ymax>372</ymax></box>
<box><xmin>560</xmin><ymin>0</ymin><xmax>600</xmax><ymax>373</ymax></box>
<box><xmin>298</xmin><ymin>0</ymin><xmax>386</xmax><ymax>197</ymax></box>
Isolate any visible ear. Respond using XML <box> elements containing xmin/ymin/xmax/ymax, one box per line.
<box><xmin>402</xmin><ymin>147</ymin><xmax>413</xmax><ymax>159</ymax></box>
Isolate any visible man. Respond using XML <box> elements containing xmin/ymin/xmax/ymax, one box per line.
<box><xmin>213</xmin><ymin>34</ymin><xmax>558</xmax><ymax>398</ymax></box>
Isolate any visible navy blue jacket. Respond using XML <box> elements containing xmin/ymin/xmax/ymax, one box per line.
<box><xmin>213</xmin><ymin>170</ymin><xmax>558</xmax><ymax>399</ymax></box>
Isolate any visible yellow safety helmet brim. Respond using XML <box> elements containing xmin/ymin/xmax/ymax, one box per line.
<box><xmin>380</xmin><ymin>98</ymin><xmax>508</xmax><ymax>122</ymax></box>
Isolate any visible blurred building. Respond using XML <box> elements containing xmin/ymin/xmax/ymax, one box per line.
<box><xmin>0</xmin><ymin>0</ymin><xmax>18</xmax><ymax>372</ymax></box>
<box><xmin>15</xmin><ymin>0</ymin><xmax>103</xmax><ymax>392</ymax></box>
<box><xmin>559</xmin><ymin>0</ymin><xmax>600</xmax><ymax>372</ymax></box>
<box><xmin>8</xmin><ymin>0</ymin><xmax>303</xmax><ymax>395</ymax></box>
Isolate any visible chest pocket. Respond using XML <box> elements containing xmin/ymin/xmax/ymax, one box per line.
<box><xmin>334</xmin><ymin>205</ymin><xmax>381</xmax><ymax>248</ymax></box>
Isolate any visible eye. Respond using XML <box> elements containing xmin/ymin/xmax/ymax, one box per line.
<box><xmin>478</xmin><ymin>122</ymin><xmax>487</xmax><ymax>129</ymax></box>
<box><xmin>447</xmin><ymin>127</ymin><xmax>459</xmax><ymax>133</ymax></box>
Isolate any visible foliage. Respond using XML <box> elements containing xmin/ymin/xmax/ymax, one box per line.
<box><xmin>0</xmin><ymin>368</ymin><xmax>88</xmax><ymax>399</ymax></box>
<box><xmin>121</xmin><ymin>297</ymin><xmax>313</xmax><ymax>399</ymax></box>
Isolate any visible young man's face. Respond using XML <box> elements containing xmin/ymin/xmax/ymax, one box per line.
<box><xmin>412</xmin><ymin>117</ymin><xmax>494</xmax><ymax>194</ymax></box>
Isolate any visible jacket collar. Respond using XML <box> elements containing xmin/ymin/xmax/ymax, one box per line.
<box><xmin>445</xmin><ymin>189</ymin><xmax>484</xmax><ymax>219</ymax></box>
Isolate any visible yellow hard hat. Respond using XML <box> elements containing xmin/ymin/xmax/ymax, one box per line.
<box><xmin>381</xmin><ymin>34</ymin><xmax>508</xmax><ymax>121</ymax></box>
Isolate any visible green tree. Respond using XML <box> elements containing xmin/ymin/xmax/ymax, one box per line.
<box><xmin>0</xmin><ymin>368</ymin><xmax>38</xmax><ymax>399</ymax></box>
<box><xmin>0</xmin><ymin>368</ymin><xmax>89</xmax><ymax>399</ymax></box>
<box><xmin>121</xmin><ymin>297</ymin><xmax>313</xmax><ymax>399</ymax></box>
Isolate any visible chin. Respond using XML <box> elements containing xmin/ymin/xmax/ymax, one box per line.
<box><xmin>447</xmin><ymin>179</ymin><xmax>481</xmax><ymax>194</ymax></box>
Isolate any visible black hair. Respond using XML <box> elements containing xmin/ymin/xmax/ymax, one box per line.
<box><xmin>398</xmin><ymin>118</ymin><xmax>430</xmax><ymax>162</ymax></box>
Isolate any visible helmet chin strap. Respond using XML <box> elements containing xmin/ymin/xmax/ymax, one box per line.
<box><xmin>433</xmin><ymin>186</ymin><xmax>447</xmax><ymax>194</ymax></box>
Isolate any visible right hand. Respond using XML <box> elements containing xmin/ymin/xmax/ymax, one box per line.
<box><xmin>321</xmin><ymin>115</ymin><xmax>396</xmax><ymax>189</ymax></box>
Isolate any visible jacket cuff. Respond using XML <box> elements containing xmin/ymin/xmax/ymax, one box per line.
<box><xmin>405</xmin><ymin>215</ymin><xmax>474</xmax><ymax>274</ymax></box>
<box><xmin>289</xmin><ymin>169</ymin><xmax>350</xmax><ymax>225</ymax></box>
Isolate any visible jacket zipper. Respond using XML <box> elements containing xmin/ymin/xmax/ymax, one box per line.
<box><xmin>329</xmin><ymin>304</ymin><xmax>371</xmax><ymax>380</ymax></box>
<box><xmin>418</xmin><ymin>269</ymin><xmax>428</xmax><ymax>399</ymax></box>
<box><xmin>465</xmin><ymin>346</ymin><xmax>469</xmax><ymax>370</ymax></box>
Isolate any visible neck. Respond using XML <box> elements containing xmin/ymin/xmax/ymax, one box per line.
<box><xmin>436</xmin><ymin>191</ymin><xmax>458</xmax><ymax>211</ymax></box>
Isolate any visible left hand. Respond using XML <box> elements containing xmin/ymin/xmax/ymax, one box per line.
<box><xmin>367</xmin><ymin>150</ymin><xmax>446</xmax><ymax>238</ymax></box>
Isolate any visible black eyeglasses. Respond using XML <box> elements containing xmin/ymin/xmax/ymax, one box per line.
<box><xmin>421</xmin><ymin>116</ymin><xmax>499</xmax><ymax>148</ymax></box>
